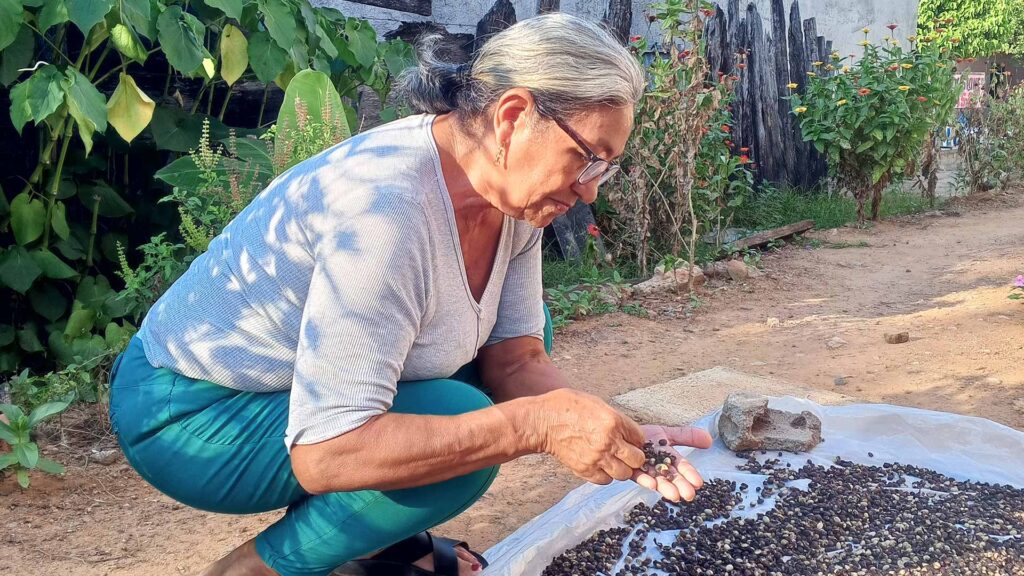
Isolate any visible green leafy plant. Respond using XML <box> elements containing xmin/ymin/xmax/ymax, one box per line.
<box><xmin>0</xmin><ymin>0</ymin><xmax>414</xmax><ymax>374</ymax></box>
<box><xmin>788</xmin><ymin>23</ymin><xmax>960</xmax><ymax>222</ymax></box>
<box><xmin>122</xmin><ymin>69</ymin><xmax>353</xmax><ymax>320</ymax></box>
<box><xmin>957</xmin><ymin>84</ymin><xmax>1024</xmax><ymax>194</ymax></box>
<box><xmin>0</xmin><ymin>399</ymin><xmax>70</xmax><ymax>488</ymax></box>
<box><xmin>605</xmin><ymin>0</ymin><xmax>752</xmax><ymax>287</ymax></box>
<box><xmin>917</xmin><ymin>2</ymin><xmax>1024</xmax><ymax>58</ymax></box>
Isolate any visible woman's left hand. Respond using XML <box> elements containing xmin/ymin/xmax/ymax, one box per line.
<box><xmin>632</xmin><ymin>424</ymin><xmax>713</xmax><ymax>503</ymax></box>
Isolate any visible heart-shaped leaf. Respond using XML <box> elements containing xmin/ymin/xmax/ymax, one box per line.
<box><xmin>220</xmin><ymin>23</ymin><xmax>248</xmax><ymax>86</ymax></box>
<box><xmin>157</xmin><ymin>6</ymin><xmax>205</xmax><ymax>75</ymax></box>
<box><xmin>0</xmin><ymin>0</ymin><xmax>24</xmax><ymax>53</ymax></box>
<box><xmin>248</xmin><ymin>30</ymin><xmax>287</xmax><ymax>84</ymax></box>
<box><xmin>107</xmin><ymin>73</ymin><xmax>154</xmax><ymax>143</ymax></box>
<box><xmin>10</xmin><ymin>193</ymin><xmax>45</xmax><ymax>245</ymax></box>
<box><xmin>29</xmin><ymin>249</ymin><xmax>78</xmax><ymax>279</ymax></box>
<box><xmin>68</xmin><ymin>0</ymin><xmax>114</xmax><ymax>35</ymax></box>
<box><xmin>0</xmin><ymin>246</ymin><xmax>42</xmax><ymax>293</ymax></box>
<box><xmin>110</xmin><ymin>23</ymin><xmax>148</xmax><ymax>64</ymax></box>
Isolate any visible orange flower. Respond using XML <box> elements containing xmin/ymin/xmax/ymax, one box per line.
<box><xmin>888</xmin><ymin>64</ymin><xmax>900</xmax><ymax>71</ymax></box>
<box><xmin>722</xmin><ymin>124</ymin><xmax>732</xmax><ymax>133</ymax></box>
<box><xmin>739</xmin><ymin>155</ymin><xmax>751</xmax><ymax>164</ymax></box>
<box><xmin>858</xmin><ymin>88</ymin><xmax>871</xmax><ymax>96</ymax></box>
<box><xmin>740</xmin><ymin>147</ymin><xmax>750</xmax><ymax>153</ymax></box>
<box><xmin>917</xmin><ymin>96</ymin><xmax>928</xmax><ymax>102</ymax></box>
<box><xmin>737</xmin><ymin>63</ymin><xmax>747</xmax><ymax>69</ymax></box>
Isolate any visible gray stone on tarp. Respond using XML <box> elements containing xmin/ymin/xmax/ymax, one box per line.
<box><xmin>718</xmin><ymin>391</ymin><xmax>822</xmax><ymax>453</ymax></box>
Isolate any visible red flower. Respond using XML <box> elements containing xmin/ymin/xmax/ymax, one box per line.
<box><xmin>587</xmin><ymin>223</ymin><xmax>600</xmax><ymax>237</ymax></box>
<box><xmin>700</xmin><ymin>8</ymin><xmax>714</xmax><ymax>17</ymax></box>
<box><xmin>722</xmin><ymin>124</ymin><xmax>731</xmax><ymax>133</ymax></box>
<box><xmin>858</xmin><ymin>87</ymin><xmax>871</xmax><ymax>96</ymax></box>
<box><xmin>917</xmin><ymin>96</ymin><xmax>928</xmax><ymax>102</ymax></box>
<box><xmin>739</xmin><ymin>155</ymin><xmax>751</xmax><ymax>164</ymax></box>
<box><xmin>717</xmin><ymin>71</ymin><xmax>725</xmax><ymax>78</ymax></box>
<box><xmin>888</xmin><ymin>64</ymin><xmax>900</xmax><ymax>71</ymax></box>
<box><xmin>740</xmin><ymin>147</ymin><xmax>750</xmax><ymax>153</ymax></box>
<box><xmin>724</xmin><ymin>139</ymin><xmax>734</xmax><ymax>147</ymax></box>
<box><xmin>737</xmin><ymin>63</ymin><xmax>747</xmax><ymax>70</ymax></box>
<box><xmin>886</xmin><ymin>23</ymin><xmax>898</xmax><ymax>31</ymax></box>
<box><xmin>679</xmin><ymin>50</ymin><xmax>691</xmax><ymax>59</ymax></box>
<box><xmin>630</xmin><ymin>35</ymin><xmax>642</xmax><ymax>43</ymax></box>
<box><xmin>729</xmin><ymin>74</ymin><xmax>740</xmax><ymax>81</ymax></box>
<box><xmin>700</xmin><ymin>126</ymin><xmax>709</xmax><ymax>135</ymax></box>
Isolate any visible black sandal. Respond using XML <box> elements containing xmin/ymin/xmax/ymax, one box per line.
<box><xmin>334</xmin><ymin>531</ymin><xmax>488</xmax><ymax>575</ymax></box>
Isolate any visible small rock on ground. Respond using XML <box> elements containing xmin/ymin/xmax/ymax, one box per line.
<box><xmin>826</xmin><ymin>336</ymin><xmax>848</xmax><ymax>350</ymax></box>
<box><xmin>884</xmin><ymin>332</ymin><xmax>910</xmax><ymax>344</ymax></box>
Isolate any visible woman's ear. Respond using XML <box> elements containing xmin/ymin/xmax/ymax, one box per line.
<box><xmin>492</xmin><ymin>88</ymin><xmax>536</xmax><ymax>152</ymax></box>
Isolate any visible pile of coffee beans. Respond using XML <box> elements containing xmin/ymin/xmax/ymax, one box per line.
<box><xmin>641</xmin><ymin>440</ymin><xmax>678</xmax><ymax>480</ymax></box>
<box><xmin>542</xmin><ymin>453</ymin><xmax>1024</xmax><ymax>575</ymax></box>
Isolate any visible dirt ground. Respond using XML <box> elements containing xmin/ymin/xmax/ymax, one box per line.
<box><xmin>2</xmin><ymin>189</ymin><xmax>1022</xmax><ymax>576</ymax></box>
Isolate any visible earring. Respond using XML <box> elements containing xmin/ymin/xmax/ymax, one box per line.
<box><xmin>494</xmin><ymin>145</ymin><xmax>505</xmax><ymax>166</ymax></box>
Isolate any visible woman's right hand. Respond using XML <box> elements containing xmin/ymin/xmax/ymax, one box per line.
<box><xmin>530</xmin><ymin>388</ymin><xmax>648</xmax><ymax>485</ymax></box>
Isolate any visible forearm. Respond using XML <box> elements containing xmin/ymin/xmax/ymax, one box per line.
<box><xmin>486</xmin><ymin>351</ymin><xmax>570</xmax><ymax>402</ymax></box>
<box><xmin>291</xmin><ymin>395</ymin><xmax>542</xmax><ymax>494</ymax></box>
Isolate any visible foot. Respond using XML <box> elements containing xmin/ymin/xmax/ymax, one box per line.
<box><xmin>410</xmin><ymin>545</ymin><xmax>483</xmax><ymax>575</ymax></box>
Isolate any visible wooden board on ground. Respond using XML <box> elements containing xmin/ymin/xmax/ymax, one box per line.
<box><xmin>730</xmin><ymin>219</ymin><xmax>814</xmax><ymax>251</ymax></box>
<box><xmin>611</xmin><ymin>366</ymin><xmax>856</xmax><ymax>425</ymax></box>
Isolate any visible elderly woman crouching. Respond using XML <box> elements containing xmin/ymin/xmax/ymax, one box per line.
<box><xmin>108</xmin><ymin>13</ymin><xmax>712</xmax><ymax>576</ymax></box>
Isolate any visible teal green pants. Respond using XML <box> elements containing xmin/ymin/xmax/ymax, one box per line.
<box><xmin>109</xmin><ymin>308</ymin><xmax>553</xmax><ymax>576</ymax></box>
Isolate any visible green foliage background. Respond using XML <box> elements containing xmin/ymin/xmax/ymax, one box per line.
<box><xmin>918</xmin><ymin>0</ymin><xmax>1024</xmax><ymax>57</ymax></box>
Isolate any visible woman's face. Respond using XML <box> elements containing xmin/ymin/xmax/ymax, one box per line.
<box><xmin>490</xmin><ymin>94</ymin><xmax>634</xmax><ymax>228</ymax></box>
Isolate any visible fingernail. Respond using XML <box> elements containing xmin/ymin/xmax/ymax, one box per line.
<box><xmin>472</xmin><ymin>563</ymin><xmax>482</xmax><ymax>571</ymax></box>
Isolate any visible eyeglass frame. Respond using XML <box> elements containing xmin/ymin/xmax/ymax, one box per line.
<box><xmin>534</xmin><ymin>104</ymin><xmax>621</xmax><ymax>186</ymax></box>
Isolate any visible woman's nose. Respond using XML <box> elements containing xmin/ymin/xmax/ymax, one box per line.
<box><xmin>574</xmin><ymin>179</ymin><xmax>600</xmax><ymax>205</ymax></box>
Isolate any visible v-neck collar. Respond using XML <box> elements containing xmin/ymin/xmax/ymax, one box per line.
<box><xmin>425</xmin><ymin>115</ymin><xmax>511</xmax><ymax>312</ymax></box>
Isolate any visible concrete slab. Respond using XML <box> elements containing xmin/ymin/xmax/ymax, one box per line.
<box><xmin>611</xmin><ymin>366</ymin><xmax>856</xmax><ymax>425</ymax></box>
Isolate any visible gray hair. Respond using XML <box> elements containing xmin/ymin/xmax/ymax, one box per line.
<box><xmin>397</xmin><ymin>13</ymin><xmax>644</xmax><ymax>121</ymax></box>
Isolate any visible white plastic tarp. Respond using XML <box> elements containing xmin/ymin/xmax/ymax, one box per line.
<box><xmin>483</xmin><ymin>397</ymin><xmax>1024</xmax><ymax>575</ymax></box>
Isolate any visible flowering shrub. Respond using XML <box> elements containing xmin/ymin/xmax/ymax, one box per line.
<box><xmin>788</xmin><ymin>23</ymin><xmax>960</xmax><ymax>221</ymax></box>
<box><xmin>1011</xmin><ymin>275</ymin><xmax>1024</xmax><ymax>302</ymax></box>
<box><xmin>604</xmin><ymin>0</ymin><xmax>753</xmax><ymax>283</ymax></box>
<box><xmin>957</xmin><ymin>83</ymin><xmax>1024</xmax><ymax>194</ymax></box>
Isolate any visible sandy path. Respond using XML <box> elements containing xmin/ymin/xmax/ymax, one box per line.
<box><xmin>2</xmin><ymin>190</ymin><xmax>1021</xmax><ymax>576</ymax></box>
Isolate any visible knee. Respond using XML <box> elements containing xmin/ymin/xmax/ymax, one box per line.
<box><xmin>391</xmin><ymin>377</ymin><xmax>494</xmax><ymax>416</ymax></box>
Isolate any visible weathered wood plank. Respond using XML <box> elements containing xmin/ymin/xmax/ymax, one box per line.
<box><xmin>748</xmin><ymin>4</ymin><xmax>786</xmax><ymax>184</ymax></box>
<box><xmin>346</xmin><ymin>0</ymin><xmax>431</xmax><ymax>16</ymax></box>
<box><xmin>474</xmin><ymin>0</ymin><xmax>517</xmax><ymax>52</ymax></box>
<box><xmin>603</xmin><ymin>0</ymin><xmax>632</xmax><ymax>44</ymax></box>
<box><xmin>770</xmin><ymin>0</ymin><xmax>795</xmax><ymax>183</ymax></box>
<box><xmin>730</xmin><ymin>219</ymin><xmax>815</xmax><ymax>250</ymax></box>
<box><xmin>551</xmin><ymin>200</ymin><xmax>605</xmax><ymax>261</ymax></box>
<box><xmin>537</xmin><ymin>0</ymin><xmax>559</xmax><ymax>14</ymax></box>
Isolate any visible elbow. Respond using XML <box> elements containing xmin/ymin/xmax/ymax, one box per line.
<box><xmin>288</xmin><ymin>416</ymin><xmax>383</xmax><ymax>494</ymax></box>
<box><xmin>290</xmin><ymin>443</ymin><xmax>333</xmax><ymax>495</ymax></box>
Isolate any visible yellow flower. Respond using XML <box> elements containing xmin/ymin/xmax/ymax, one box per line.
<box><xmin>836</xmin><ymin>99</ymin><xmax>848</xmax><ymax>106</ymax></box>
<box><xmin>812</xmin><ymin>61</ymin><xmax>824</xmax><ymax>66</ymax></box>
<box><xmin>842</xmin><ymin>65</ymin><xmax>851</xmax><ymax>73</ymax></box>
<box><xmin>862</xmin><ymin>27</ymin><xmax>870</xmax><ymax>34</ymax></box>
<box><xmin>936</xmin><ymin>62</ymin><xmax>946</xmax><ymax>68</ymax></box>
<box><xmin>807</xmin><ymin>71</ymin><xmax>817</xmax><ymax>77</ymax></box>
<box><xmin>825</xmin><ymin>64</ymin><xmax>836</xmax><ymax>71</ymax></box>
<box><xmin>831</xmin><ymin>51</ymin><xmax>841</xmax><ymax>60</ymax></box>
<box><xmin>858</xmin><ymin>40</ymin><xmax>871</xmax><ymax>47</ymax></box>
<box><xmin>898</xmin><ymin>85</ymin><xmax>910</xmax><ymax>91</ymax></box>
<box><xmin>908</xmin><ymin>35</ymin><xmax>918</xmax><ymax>42</ymax></box>
<box><xmin>787</xmin><ymin>82</ymin><xmax>798</xmax><ymax>89</ymax></box>
<box><xmin>901</xmin><ymin>63</ymin><xmax>913</xmax><ymax>69</ymax></box>
<box><xmin>794</xmin><ymin>106</ymin><xmax>808</xmax><ymax>114</ymax></box>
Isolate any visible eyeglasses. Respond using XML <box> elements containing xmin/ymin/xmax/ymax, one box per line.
<box><xmin>536</xmin><ymin>107</ymin><xmax>620</xmax><ymax>186</ymax></box>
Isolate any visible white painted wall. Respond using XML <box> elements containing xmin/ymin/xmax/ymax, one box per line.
<box><xmin>312</xmin><ymin>0</ymin><xmax>917</xmax><ymax>61</ymax></box>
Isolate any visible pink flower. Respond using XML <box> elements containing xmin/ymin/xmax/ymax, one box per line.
<box><xmin>1015</xmin><ymin>275</ymin><xmax>1024</xmax><ymax>288</ymax></box>
<box><xmin>587</xmin><ymin>223</ymin><xmax>601</xmax><ymax>238</ymax></box>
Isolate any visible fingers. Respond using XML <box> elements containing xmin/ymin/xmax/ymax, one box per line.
<box><xmin>655</xmin><ymin>475</ymin><xmax>681</xmax><ymax>502</ymax></box>
<box><xmin>602</xmin><ymin>456</ymin><xmax>637</xmax><ymax>482</ymax></box>
<box><xmin>620</xmin><ymin>414</ymin><xmax>647</xmax><ymax>446</ymax></box>
<box><xmin>613</xmin><ymin>441</ymin><xmax>647</xmax><ymax>469</ymax></box>
<box><xmin>632</xmin><ymin>470</ymin><xmax>659</xmax><ymax>491</ymax></box>
<box><xmin>673</xmin><ymin>457</ymin><xmax>704</xmax><ymax>490</ymax></box>
<box><xmin>583</xmin><ymin>469</ymin><xmax>614</xmax><ymax>485</ymax></box>
<box><xmin>663</xmin><ymin>425</ymin><xmax>714</xmax><ymax>449</ymax></box>
<box><xmin>671</xmin><ymin>473</ymin><xmax>698</xmax><ymax>502</ymax></box>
